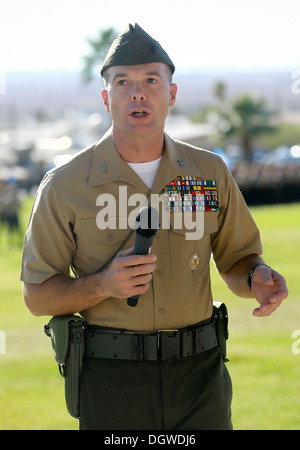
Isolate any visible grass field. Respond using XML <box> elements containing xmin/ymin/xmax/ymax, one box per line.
<box><xmin>0</xmin><ymin>197</ymin><xmax>299</xmax><ymax>430</ymax></box>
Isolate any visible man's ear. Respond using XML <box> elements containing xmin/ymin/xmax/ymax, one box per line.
<box><xmin>169</xmin><ymin>83</ymin><xmax>177</xmax><ymax>107</ymax></box>
<box><xmin>101</xmin><ymin>90</ymin><xmax>110</xmax><ymax>112</ymax></box>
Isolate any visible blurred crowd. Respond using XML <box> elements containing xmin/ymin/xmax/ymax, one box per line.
<box><xmin>0</xmin><ymin>178</ymin><xmax>21</xmax><ymax>235</ymax></box>
<box><xmin>232</xmin><ymin>162</ymin><xmax>300</xmax><ymax>206</ymax></box>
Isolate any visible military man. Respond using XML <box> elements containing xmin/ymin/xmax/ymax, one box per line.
<box><xmin>21</xmin><ymin>24</ymin><xmax>288</xmax><ymax>430</ymax></box>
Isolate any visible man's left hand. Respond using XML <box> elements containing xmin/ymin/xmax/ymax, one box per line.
<box><xmin>251</xmin><ymin>265</ymin><xmax>288</xmax><ymax>317</ymax></box>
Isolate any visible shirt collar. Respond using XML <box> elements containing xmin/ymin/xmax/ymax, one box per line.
<box><xmin>151</xmin><ymin>132</ymin><xmax>204</xmax><ymax>193</ymax></box>
<box><xmin>88</xmin><ymin>128</ymin><xmax>204</xmax><ymax>192</ymax></box>
<box><xmin>87</xmin><ymin>128</ymin><xmax>146</xmax><ymax>191</ymax></box>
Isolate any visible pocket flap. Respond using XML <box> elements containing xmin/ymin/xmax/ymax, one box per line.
<box><xmin>170</xmin><ymin>211</ymin><xmax>218</xmax><ymax>240</ymax></box>
<box><xmin>79</xmin><ymin>217</ymin><xmax>132</xmax><ymax>246</ymax></box>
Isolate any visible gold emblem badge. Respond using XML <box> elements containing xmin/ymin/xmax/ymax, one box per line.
<box><xmin>189</xmin><ymin>253</ymin><xmax>200</xmax><ymax>270</ymax></box>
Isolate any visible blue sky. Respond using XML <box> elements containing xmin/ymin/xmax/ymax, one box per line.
<box><xmin>1</xmin><ymin>0</ymin><xmax>299</xmax><ymax>74</ymax></box>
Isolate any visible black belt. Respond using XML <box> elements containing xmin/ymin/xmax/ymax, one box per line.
<box><xmin>85</xmin><ymin>321</ymin><xmax>218</xmax><ymax>362</ymax></box>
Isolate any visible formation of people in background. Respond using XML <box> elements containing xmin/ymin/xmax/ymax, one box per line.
<box><xmin>0</xmin><ymin>178</ymin><xmax>21</xmax><ymax>240</ymax></box>
<box><xmin>232</xmin><ymin>162</ymin><xmax>300</xmax><ymax>206</ymax></box>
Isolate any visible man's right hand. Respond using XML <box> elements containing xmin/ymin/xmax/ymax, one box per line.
<box><xmin>97</xmin><ymin>246</ymin><xmax>157</xmax><ymax>300</ymax></box>
<box><xmin>23</xmin><ymin>247</ymin><xmax>157</xmax><ymax>317</ymax></box>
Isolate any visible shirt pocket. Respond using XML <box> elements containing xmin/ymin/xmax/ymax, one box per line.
<box><xmin>74</xmin><ymin>217</ymin><xmax>134</xmax><ymax>273</ymax></box>
<box><xmin>168</xmin><ymin>212</ymin><xmax>218</xmax><ymax>284</ymax></box>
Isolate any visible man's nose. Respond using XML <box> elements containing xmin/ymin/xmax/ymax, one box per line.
<box><xmin>131</xmin><ymin>83</ymin><xmax>146</xmax><ymax>101</ymax></box>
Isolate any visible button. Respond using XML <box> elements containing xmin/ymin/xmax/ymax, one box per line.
<box><xmin>189</xmin><ymin>253</ymin><xmax>200</xmax><ymax>270</ymax></box>
<box><xmin>159</xmin><ymin>308</ymin><xmax>166</xmax><ymax>314</ymax></box>
<box><xmin>107</xmin><ymin>233</ymin><xmax>114</xmax><ymax>242</ymax></box>
<box><xmin>157</xmin><ymin>270</ymin><xmax>163</xmax><ymax>277</ymax></box>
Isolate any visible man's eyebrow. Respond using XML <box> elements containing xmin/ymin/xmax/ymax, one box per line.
<box><xmin>112</xmin><ymin>73</ymin><xmax>128</xmax><ymax>82</ymax></box>
<box><xmin>145</xmin><ymin>71</ymin><xmax>163</xmax><ymax>78</ymax></box>
<box><xmin>112</xmin><ymin>71</ymin><xmax>163</xmax><ymax>82</ymax></box>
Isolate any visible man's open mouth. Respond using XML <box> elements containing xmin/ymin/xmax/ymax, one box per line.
<box><xmin>131</xmin><ymin>111</ymin><xmax>147</xmax><ymax>117</ymax></box>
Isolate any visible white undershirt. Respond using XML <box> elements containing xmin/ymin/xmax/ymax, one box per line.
<box><xmin>127</xmin><ymin>156</ymin><xmax>162</xmax><ymax>190</ymax></box>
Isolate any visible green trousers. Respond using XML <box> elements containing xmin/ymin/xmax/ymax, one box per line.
<box><xmin>79</xmin><ymin>347</ymin><xmax>232</xmax><ymax>430</ymax></box>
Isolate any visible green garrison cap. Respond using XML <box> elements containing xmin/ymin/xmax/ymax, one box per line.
<box><xmin>100</xmin><ymin>23</ymin><xmax>175</xmax><ymax>76</ymax></box>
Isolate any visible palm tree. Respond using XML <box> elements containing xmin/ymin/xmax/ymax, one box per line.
<box><xmin>213</xmin><ymin>81</ymin><xmax>226</xmax><ymax>103</ymax></box>
<box><xmin>81</xmin><ymin>27</ymin><xmax>119</xmax><ymax>82</ymax></box>
<box><xmin>220</xmin><ymin>94</ymin><xmax>277</xmax><ymax>162</ymax></box>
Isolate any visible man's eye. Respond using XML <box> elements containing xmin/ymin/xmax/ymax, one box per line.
<box><xmin>147</xmin><ymin>78</ymin><xmax>157</xmax><ymax>84</ymax></box>
<box><xmin>118</xmin><ymin>80</ymin><xmax>127</xmax><ymax>86</ymax></box>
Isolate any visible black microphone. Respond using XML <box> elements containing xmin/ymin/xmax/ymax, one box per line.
<box><xmin>127</xmin><ymin>206</ymin><xmax>159</xmax><ymax>307</ymax></box>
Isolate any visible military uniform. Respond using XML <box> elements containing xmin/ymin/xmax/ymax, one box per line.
<box><xmin>21</xmin><ymin>23</ymin><xmax>263</xmax><ymax>430</ymax></box>
<box><xmin>21</xmin><ymin>129</ymin><xmax>262</xmax><ymax>330</ymax></box>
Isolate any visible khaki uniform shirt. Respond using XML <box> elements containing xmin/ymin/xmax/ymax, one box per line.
<box><xmin>21</xmin><ymin>128</ymin><xmax>262</xmax><ymax>331</ymax></box>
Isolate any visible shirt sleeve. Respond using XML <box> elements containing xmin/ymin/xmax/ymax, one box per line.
<box><xmin>20</xmin><ymin>172</ymin><xmax>76</xmax><ymax>284</ymax></box>
<box><xmin>211</xmin><ymin>160</ymin><xmax>263</xmax><ymax>273</ymax></box>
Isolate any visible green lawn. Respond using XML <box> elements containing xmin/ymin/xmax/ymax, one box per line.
<box><xmin>210</xmin><ymin>202</ymin><xmax>300</xmax><ymax>430</ymax></box>
<box><xmin>0</xmin><ymin>198</ymin><xmax>299</xmax><ymax>430</ymax></box>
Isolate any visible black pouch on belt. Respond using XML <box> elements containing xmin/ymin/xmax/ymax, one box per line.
<box><xmin>213</xmin><ymin>302</ymin><xmax>229</xmax><ymax>362</ymax></box>
<box><xmin>44</xmin><ymin>315</ymin><xmax>86</xmax><ymax>419</ymax></box>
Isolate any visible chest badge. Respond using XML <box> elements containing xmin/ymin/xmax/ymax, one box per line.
<box><xmin>163</xmin><ymin>177</ymin><xmax>219</xmax><ymax>212</ymax></box>
<box><xmin>189</xmin><ymin>253</ymin><xmax>200</xmax><ymax>270</ymax></box>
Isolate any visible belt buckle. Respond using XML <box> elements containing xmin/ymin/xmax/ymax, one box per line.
<box><xmin>157</xmin><ymin>329</ymin><xmax>179</xmax><ymax>360</ymax></box>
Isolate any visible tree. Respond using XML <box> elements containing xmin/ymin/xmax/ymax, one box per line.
<box><xmin>223</xmin><ymin>95</ymin><xmax>277</xmax><ymax>162</ymax></box>
<box><xmin>211</xmin><ymin>82</ymin><xmax>277</xmax><ymax>162</ymax></box>
<box><xmin>213</xmin><ymin>81</ymin><xmax>226</xmax><ymax>103</ymax></box>
<box><xmin>81</xmin><ymin>27</ymin><xmax>119</xmax><ymax>82</ymax></box>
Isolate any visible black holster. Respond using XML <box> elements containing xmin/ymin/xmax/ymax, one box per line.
<box><xmin>213</xmin><ymin>302</ymin><xmax>229</xmax><ymax>361</ymax></box>
<box><xmin>44</xmin><ymin>315</ymin><xmax>86</xmax><ymax>419</ymax></box>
